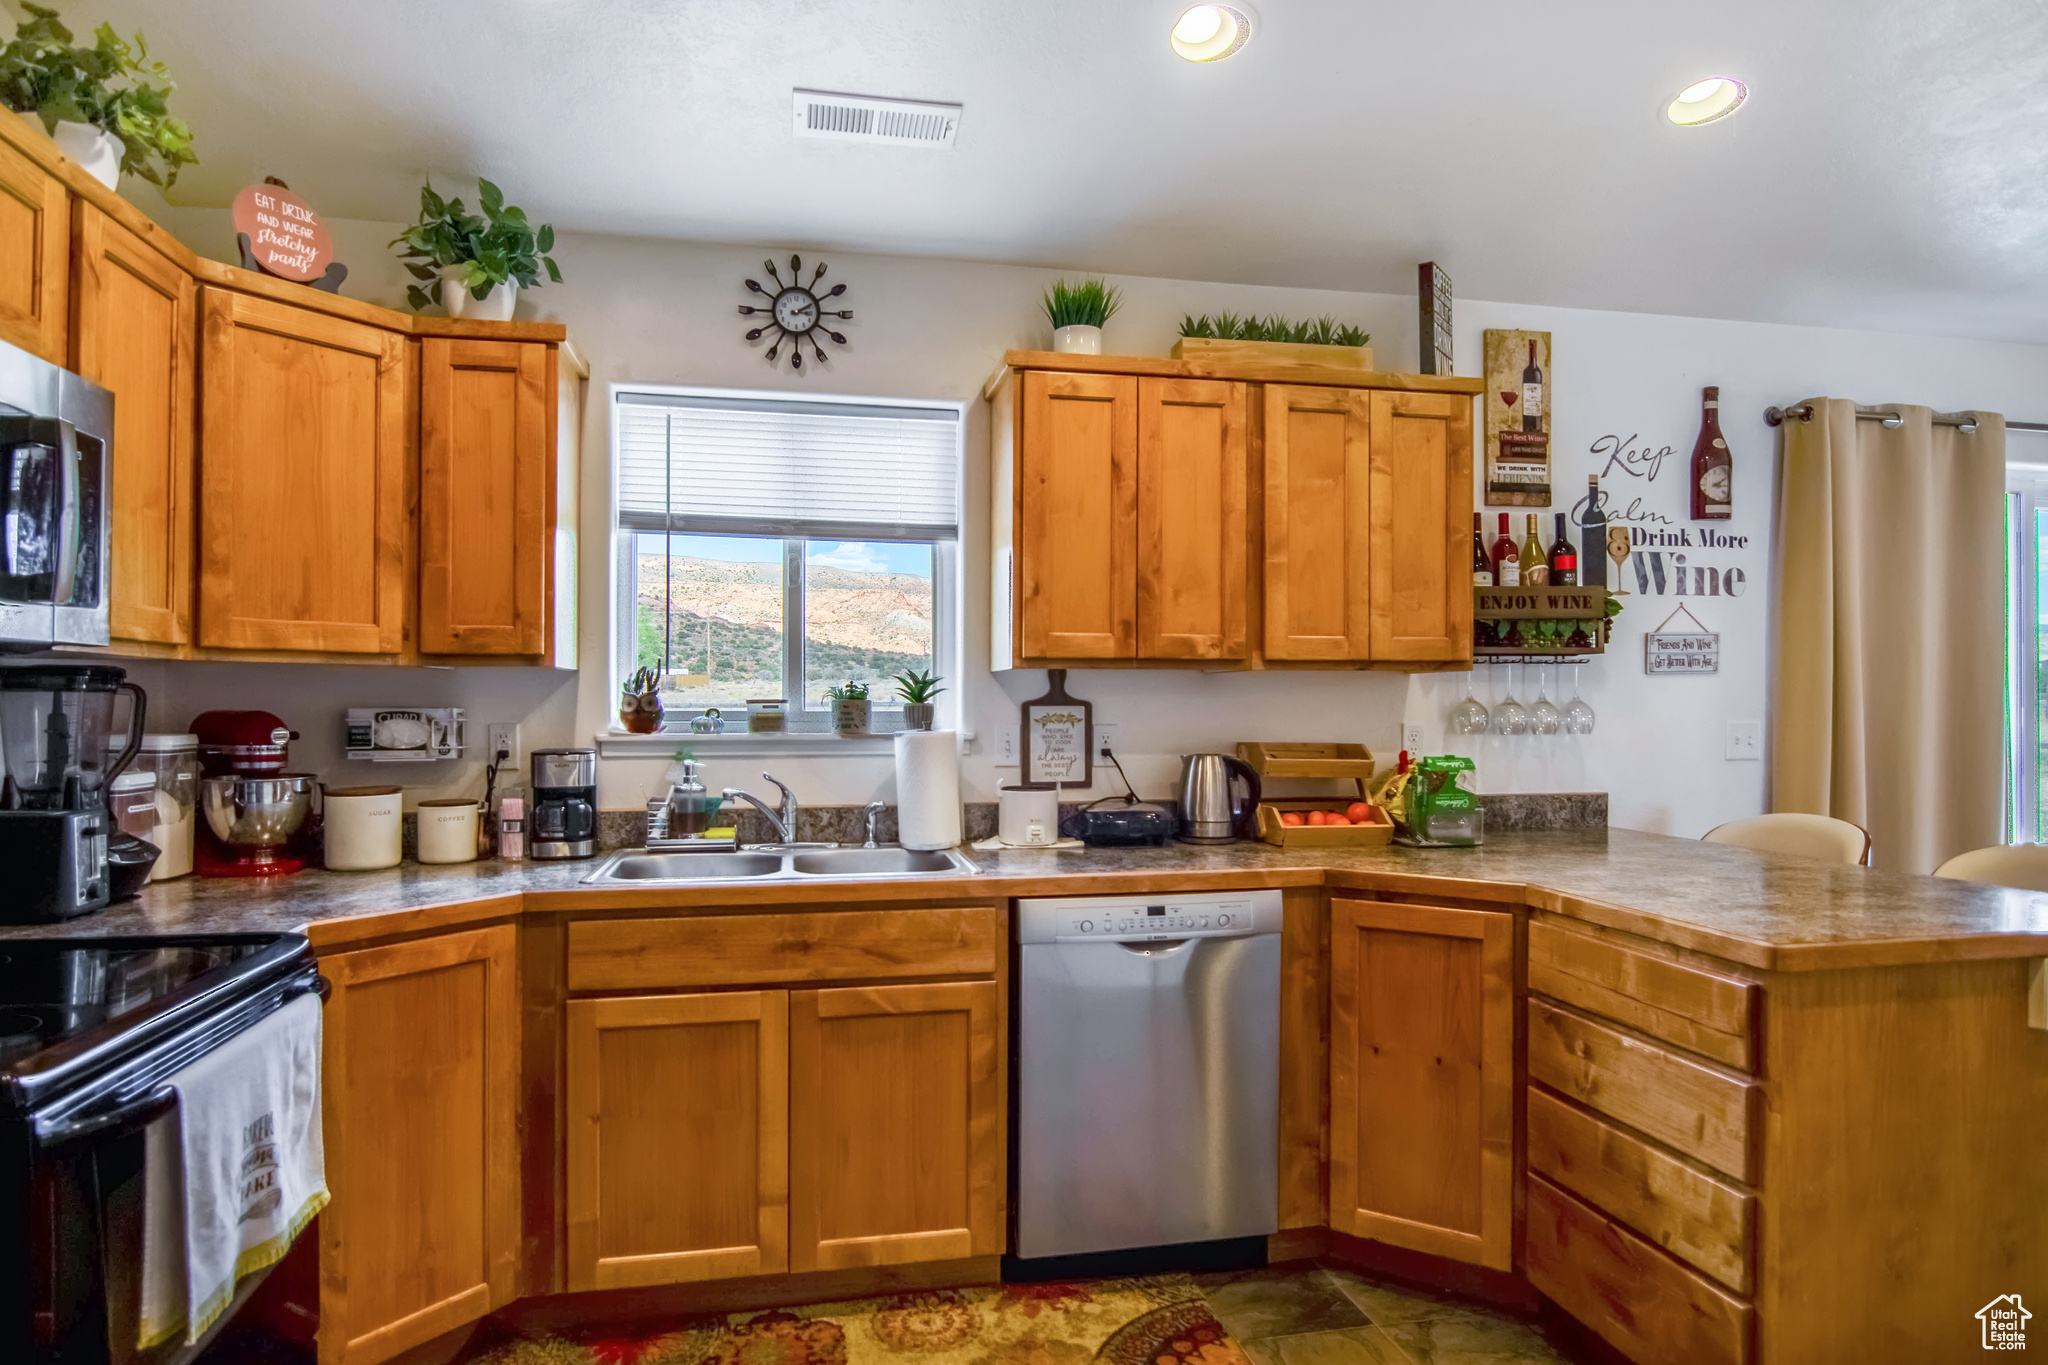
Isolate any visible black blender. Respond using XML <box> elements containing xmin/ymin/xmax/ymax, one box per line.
<box><xmin>0</xmin><ymin>664</ymin><xmax>145</xmax><ymax>920</ymax></box>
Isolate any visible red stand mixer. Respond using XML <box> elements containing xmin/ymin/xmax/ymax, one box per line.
<box><xmin>192</xmin><ymin>710</ymin><xmax>316</xmax><ymax>876</ymax></box>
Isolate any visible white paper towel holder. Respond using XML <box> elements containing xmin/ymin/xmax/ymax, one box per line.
<box><xmin>894</xmin><ymin>728</ymin><xmax>962</xmax><ymax>851</ymax></box>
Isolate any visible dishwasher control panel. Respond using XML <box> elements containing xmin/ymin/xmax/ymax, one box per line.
<box><xmin>1016</xmin><ymin>888</ymin><xmax>1284</xmax><ymax>943</ymax></box>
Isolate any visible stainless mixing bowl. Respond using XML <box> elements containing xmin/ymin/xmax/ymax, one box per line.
<box><xmin>200</xmin><ymin>774</ymin><xmax>315</xmax><ymax>850</ymax></box>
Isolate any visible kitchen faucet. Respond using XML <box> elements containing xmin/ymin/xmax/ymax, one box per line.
<box><xmin>721</xmin><ymin>772</ymin><xmax>802</xmax><ymax>845</ymax></box>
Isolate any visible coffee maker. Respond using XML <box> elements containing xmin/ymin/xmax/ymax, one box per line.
<box><xmin>530</xmin><ymin>749</ymin><xmax>597</xmax><ymax>859</ymax></box>
<box><xmin>191</xmin><ymin>710</ymin><xmax>316</xmax><ymax>876</ymax></box>
<box><xmin>0</xmin><ymin>664</ymin><xmax>145</xmax><ymax>920</ymax></box>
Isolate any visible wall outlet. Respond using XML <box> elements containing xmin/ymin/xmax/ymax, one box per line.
<box><xmin>487</xmin><ymin>723</ymin><xmax>522</xmax><ymax>773</ymax></box>
<box><xmin>1095</xmin><ymin>724</ymin><xmax>1120</xmax><ymax>759</ymax></box>
<box><xmin>1403</xmin><ymin>724</ymin><xmax>1425</xmax><ymax>757</ymax></box>
<box><xmin>996</xmin><ymin>724</ymin><xmax>1019</xmax><ymax>766</ymax></box>
<box><xmin>1726</xmin><ymin>720</ymin><xmax>1762</xmax><ymax>761</ymax></box>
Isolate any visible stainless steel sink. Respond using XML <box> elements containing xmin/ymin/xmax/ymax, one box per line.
<box><xmin>582</xmin><ymin>845</ymin><xmax>977</xmax><ymax>886</ymax></box>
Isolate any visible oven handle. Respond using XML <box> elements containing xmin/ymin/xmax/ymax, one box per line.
<box><xmin>284</xmin><ymin>973</ymin><xmax>332</xmax><ymax>1005</ymax></box>
<box><xmin>36</xmin><ymin>1084</ymin><xmax>177</xmax><ymax>1152</ymax></box>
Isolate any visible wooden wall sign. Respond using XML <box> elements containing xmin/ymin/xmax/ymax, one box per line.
<box><xmin>1483</xmin><ymin>329</ymin><xmax>1551</xmax><ymax>506</ymax></box>
<box><xmin>232</xmin><ymin>179</ymin><xmax>346</xmax><ymax>292</ymax></box>
<box><xmin>1644</xmin><ymin>604</ymin><xmax>1719</xmax><ymax>674</ymax></box>
<box><xmin>1021</xmin><ymin>669</ymin><xmax>1093</xmax><ymax>785</ymax></box>
<box><xmin>1418</xmin><ymin>263</ymin><xmax>1453</xmax><ymax>375</ymax></box>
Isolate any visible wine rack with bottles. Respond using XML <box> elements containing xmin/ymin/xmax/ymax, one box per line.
<box><xmin>1473</xmin><ymin>586</ymin><xmax>1611</xmax><ymax>659</ymax></box>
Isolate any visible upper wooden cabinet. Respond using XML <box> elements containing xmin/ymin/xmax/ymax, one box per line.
<box><xmin>420</xmin><ymin>337</ymin><xmax>549</xmax><ymax>655</ymax></box>
<box><xmin>197</xmin><ymin>288</ymin><xmax>410</xmax><ymax>653</ymax></box>
<box><xmin>72</xmin><ymin>203</ymin><xmax>197</xmax><ymax>646</ymax></box>
<box><xmin>0</xmin><ymin>134</ymin><xmax>68</xmax><ymax>364</ymax></box>
<box><xmin>992</xmin><ymin>353</ymin><xmax>1479</xmax><ymax>671</ymax></box>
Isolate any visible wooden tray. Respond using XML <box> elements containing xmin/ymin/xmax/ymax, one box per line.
<box><xmin>1255</xmin><ymin>799</ymin><xmax>1395</xmax><ymax>848</ymax></box>
<box><xmin>1236</xmin><ymin>742</ymin><xmax>1377</xmax><ymax>790</ymax></box>
<box><xmin>1172</xmin><ymin>337</ymin><xmax>1376</xmax><ymax>371</ymax></box>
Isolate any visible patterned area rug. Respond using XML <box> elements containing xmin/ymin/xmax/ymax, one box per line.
<box><xmin>467</xmin><ymin>1275</ymin><xmax>1250</xmax><ymax>1365</ymax></box>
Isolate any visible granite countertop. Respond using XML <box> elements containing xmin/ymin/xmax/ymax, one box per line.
<box><xmin>6</xmin><ymin>829</ymin><xmax>2046</xmax><ymax>971</ymax></box>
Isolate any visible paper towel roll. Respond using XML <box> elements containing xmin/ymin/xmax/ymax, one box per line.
<box><xmin>895</xmin><ymin>730</ymin><xmax>962</xmax><ymax>850</ymax></box>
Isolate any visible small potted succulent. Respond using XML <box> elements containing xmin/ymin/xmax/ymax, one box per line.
<box><xmin>619</xmin><ymin>666</ymin><xmax>664</xmax><ymax>735</ymax></box>
<box><xmin>1043</xmin><ymin>277</ymin><xmax>1121</xmax><ymax>355</ymax></box>
<box><xmin>828</xmin><ymin>681</ymin><xmax>870</xmax><ymax>737</ymax></box>
<box><xmin>0</xmin><ymin>4</ymin><xmax>196</xmax><ymax>191</ymax></box>
<box><xmin>893</xmin><ymin>668</ymin><xmax>944</xmax><ymax>731</ymax></box>
<box><xmin>391</xmin><ymin>177</ymin><xmax>562</xmax><ymax>322</ymax></box>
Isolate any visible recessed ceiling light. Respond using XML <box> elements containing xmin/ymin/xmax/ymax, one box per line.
<box><xmin>1665</xmin><ymin>77</ymin><xmax>1747</xmax><ymax>126</ymax></box>
<box><xmin>1171</xmin><ymin>5</ymin><xmax>1252</xmax><ymax>62</ymax></box>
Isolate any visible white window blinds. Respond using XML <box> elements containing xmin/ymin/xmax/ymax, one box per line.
<box><xmin>615</xmin><ymin>391</ymin><xmax>961</xmax><ymax>539</ymax></box>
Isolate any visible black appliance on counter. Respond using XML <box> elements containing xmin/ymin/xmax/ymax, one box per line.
<box><xmin>530</xmin><ymin>748</ymin><xmax>597</xmax><ymax>859</ymax></box>
<box><xmin>0</xmin><ymin>336</ymin><xmax>112</xmax><ymax>652</ymax></box>
<box><xmin>0</xmin><ymin>933</ymin><xmax>324</xmax><ymax>1364</ymax></box>
<box><xmin>0</xmin><ymin>664</ymin><xmax>147</xmax><ymax>922</ymax></box>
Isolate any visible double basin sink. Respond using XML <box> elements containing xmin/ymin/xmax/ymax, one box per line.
<box><xmin>583</xmin><ymin>845</ymin><xmax>978</xmax><ymax>886</ymax></box>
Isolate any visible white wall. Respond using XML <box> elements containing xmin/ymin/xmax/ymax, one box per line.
<box><xmin>146</xmin><ymin>209</ymin><xmax>2048</xmax><ymax>835</ymax></box>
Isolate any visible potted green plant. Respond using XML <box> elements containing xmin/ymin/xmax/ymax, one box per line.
<box><xmin>0</xmin><ymin>4</ymin><xmax>195</xmax><ymax>191</ymax></box>
<box><xmin>1043</xmin><ymin>277</ymin><xmax>1122</xmax><ymax>355</ymax></box>
<box><xmin>827</xmin><ymin>681</ymin><xmax>870</xmax><ymax>737</ymax></box>
<box><xmin>619</xmin><ymin>666</ymin><xmax>663</xmax><ymax>735</ymax></box>
<box><xmin>893</xmin><ymin>669</ymin><xmax>944</xmax><ymax>731</ymax></box>
<box><xmin>391</xmin><ymin>177</ymin><xmax>562</xmax><ymax>323</ymax></box>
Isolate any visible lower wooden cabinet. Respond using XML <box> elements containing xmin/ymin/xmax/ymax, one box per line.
<box><xmin>318</xmin><ymin>925</ymin><xmax>520</xmax><ymax>1365</ymax></box>
<box><xmin>1328</xmin><ymin>896</ymin><xmax>1513</xmax><ymax>1270</ymax></box>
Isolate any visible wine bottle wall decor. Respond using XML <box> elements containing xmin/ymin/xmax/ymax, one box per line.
<box><xmin>1483</xmin><ymin>329</ymin><xmax>1552</xmax><ymax>506</ymax></box>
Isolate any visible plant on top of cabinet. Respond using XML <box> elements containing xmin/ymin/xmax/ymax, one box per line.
<box><xmin>893</xmin><ymin>668</ymin><xmax>944</xmax><ymax>731</ymax></box>
<box><xmin>1180</xmin><ymin>312</ymin><xmax>1370</xmax><ymax>347</ymax></box>
<box><xmin>392</xmin><ymin>177</ymin><xmax>562</xmax><ymax>322</ymax></box>
<box><xmin>828</xmin><ymin>681</ymin><xmax>870</xmax><ymax>736</ymax></box>
<box><xmin>1043</xmin><ymin>277</ymin><xmax>1121</xmax><ymax>354</ymax></box>
<box><xmin>0</xmin><ymin>3</ymin><xmax>196</xmax><ymax>190</ymax></box>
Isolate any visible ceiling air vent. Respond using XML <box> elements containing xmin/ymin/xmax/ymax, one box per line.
<box><xmin>792</xmin><ymin>90</ymin><xmax>961</xmax><ymax>148</ymax></box>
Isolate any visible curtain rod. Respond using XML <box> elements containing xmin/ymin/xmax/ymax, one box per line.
<box><xmin>1764</xmin><ymin>404</ymin><xmax>2048</xmax><ymax>434</ymax></box>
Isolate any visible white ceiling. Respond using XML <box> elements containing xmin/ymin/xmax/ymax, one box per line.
<box><xmin>88</xmin><ymin>0</ymin><xmax>2048</xmax><ymax>343</ymax></box>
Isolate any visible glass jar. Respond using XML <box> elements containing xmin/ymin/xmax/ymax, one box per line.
<box><xmin>110</xmin><ymin>733</ymin><xmax>200</xmax><ymax>879</ymax></box>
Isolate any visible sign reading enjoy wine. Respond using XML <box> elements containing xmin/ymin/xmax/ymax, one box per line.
<box><xmin>1483</xmin><ymin>329</ymin><xmax>1552</xmax><ymax>507</ymax></box>
<box><xmin>231</xmin><ymin>182</ymin><xmax>333</xmax><ymax>282</ymax></box>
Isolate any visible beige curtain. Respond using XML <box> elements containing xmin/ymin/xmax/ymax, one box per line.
<box><xmin>1770</xmin><ymin>401</ymin><xmax>2006</xmax><ymax>873</ymax></box>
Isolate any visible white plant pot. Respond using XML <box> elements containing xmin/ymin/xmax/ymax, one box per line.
<box><xmin>51</xmin><ymin>121</ymin><xmax>121</xmax><ymax>190</ymax></box>
<box><xmin>439</xmin><ymin>264</ymin><xmax>518</xmax><ymax>322</ymax></box>
<box><xmin>1053</xmin><ymin>324</ymin><xmax>1103</xmax><ymax>355</ymax></box>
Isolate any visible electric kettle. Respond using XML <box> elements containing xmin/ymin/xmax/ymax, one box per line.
<box><xmin>1174</xmin><ymin>753</ymin><xmax>1262</xmax><ymax>844</ymax></box>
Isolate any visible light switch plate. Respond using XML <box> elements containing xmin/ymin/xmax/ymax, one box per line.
<box><xmin>1726</xmin><ymin>721</ymin><xmax>1761</xmax><ymax>761</ymax></box>
<box><xmin>996</xmin><ymin>724</ymin><xmax>1019</xmax><ymax>766</ymax></box>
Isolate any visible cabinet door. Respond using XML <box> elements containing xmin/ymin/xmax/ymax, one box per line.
<box><xmin>319</xmin><ymin>926</ymin><xmax>519</xmax><ymax>1365</ymax></box>
<box><xmin>789</xmin><ymin>982</ymin><xmax>1002</xmax><ymax>1272</ymax></box>
<box><xmin>197</xmin><ymin>289</ymin><xmax>407</xmax><ymax>653</ymax></box>
<box><xmin>0</xmin><ymin>135</ymin><xmax>67</xmax><ymax>363</ymax></box>
<box><xmin>1368</xmin><ymin>390</ymin><xmax>1472</xmax><ymax>661</ymax></box>
<box><xmin>1138</xmin><ymin>377</ymin><xmax>1246</xmax><ymax>660</ymax></box>
<box><xmin>1017</xmin><ymin>369</ymin><xmax>1136</xmax><ymax>660</ymax></box>
<box><xmin>419</xmin><ymin>338</ymin><xmax>548</xmax><ymax>655</ymax></box>
<box><xmin>1329</xmin><ymin>897</ymin><xmax>1513</xmax><ymax>1270</ymax></box>
<box><xmin>72</xmin><ymin>204</ymin><xmax>196</xmax><ymax>645</ymax></box>
<box><xmin>1263</xmin><ymin>385</ymin><xmax>1372</xmax><ymax>660</ymax></box>
<box><xmin>565</xmin><ymin>991</ymin><xmax>789</xmax><ymax>1291</ymax></box>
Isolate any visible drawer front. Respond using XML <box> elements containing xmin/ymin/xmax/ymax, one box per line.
<box><xmin>1526</xmin><ymin>1174</ymin><xmax>1752</xmax><ymax>1365</ymax></box>
<box><xmin>1528</xmin><ymin>998</ymin><xmax>1756</xmax><ymax>1182</ymax></box>
<box><xmin>1529</xmin><ymin>918</ymin><xmax>1758</xmax><ymax>1070</ymax></box>
<box><xmin>568</xmin><ymin>907</ymin><xmax>999</xmax><ymax>991</ymax></box>
<box><xmin>1527</xmin><ymin>1088</ymin><xmax>1754</xmax><ymax>1294</ymax></box>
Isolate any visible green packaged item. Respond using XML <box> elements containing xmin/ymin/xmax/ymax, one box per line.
<box><xmin>1397</xmin><ymin>755</ymin><xmax>1484</xmax><ymax>847</ymax></box>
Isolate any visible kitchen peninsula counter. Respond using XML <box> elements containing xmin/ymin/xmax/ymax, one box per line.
<box><xmin>8</xmin><ymin>828</ymin><xmax>2046</xmax><ymax>970</ymax></box>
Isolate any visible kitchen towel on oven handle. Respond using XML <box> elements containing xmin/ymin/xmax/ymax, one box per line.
<box><xmin>138</xmin><ymin>992</ymin><xmax>330</xmax><ymax>1349</ymax></box>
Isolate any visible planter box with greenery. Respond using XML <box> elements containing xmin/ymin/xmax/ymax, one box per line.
<box><xmin>1173</xmin><ymin>312</ymin><xmax>1375</xmax><ymax>370</ymax></box>
<box><xmin>392</xmin><ymin>178</ymin><xmax>563</xmax><ymax>323</ymax></box>
<box><xmin>1</xmin><ymin>4</ymin><xmax>195</xmax><ymax>192</ymax></box>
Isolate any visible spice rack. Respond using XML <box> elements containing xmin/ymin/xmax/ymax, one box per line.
<box><xmin>1473</xmin><ymin>586</ymin><xmax>1611</xmax><ymax>661</ymax></box>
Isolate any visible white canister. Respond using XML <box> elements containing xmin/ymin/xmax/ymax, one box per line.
<box><xmin>998</xmin><ymin>783</ymin><xmax>1061</xmax><ymax>847</ymax></box>
<box><xmin>417</xmin><ymin>798</ymin><xmax>481</xmax><ymax>864</ymax></box>
<box><xmin>323</xmin><ymin>786</ymin><xmax>403</xmax><ymax>871</ymax></box>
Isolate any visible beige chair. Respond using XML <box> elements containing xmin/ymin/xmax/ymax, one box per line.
<box><xmin>1701</xmin><ymin>813</ymin><xmax>1872</xmax><ymax>866</ymax></box>
<box><xmin>1933</xmin><ymin>844</ymin><xmax>2048</xmax><ymax>891</ymax></box>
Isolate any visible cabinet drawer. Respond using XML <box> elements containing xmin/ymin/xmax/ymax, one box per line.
<box><xmin>1527</xmin><ymin>1088</ymin><xmax>1754</xmax><ymax>1294</ymax></box>
<box><xmin>568</xmin><ymin>907</ymin><xmax>999</xmax><ymax>991</ymax></box>
<box><xmin>1528</xmin><ymin>999</ymin><xmax>1757</xmax><ymax>1182</ymax></box>
<box><xmin>1529</xmin><ymin>918</ymin><xmax>1758</xmax><ymax>1070</ymax></box>
<box><xmin>1526</xmin><ymin>1175</ymin><xmax>1752</xmax><ymax>1365</ymax></box>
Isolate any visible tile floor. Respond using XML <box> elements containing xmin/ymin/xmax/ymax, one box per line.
<box><xmin>1196</xmin><ymin>1262</ymin><xmax>1586</xmax><ymax>1365</ymax></box>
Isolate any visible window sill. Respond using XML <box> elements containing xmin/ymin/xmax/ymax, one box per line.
<box><xmin>596</xmin><ymin>730</ymin><xmax>907</xmax><ymax>759</ymax></box>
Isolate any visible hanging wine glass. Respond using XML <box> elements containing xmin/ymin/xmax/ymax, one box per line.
<box><xmin>1530</xmin><ymin>662</ymin><xmax>1561</xmax><ymax>735</ymax></box>
<box><xmin>1493</xmin><ymin>661</ymin><xmax>1529</xmax><ymax>736</ymax></box>
<box><xmin>1450</xmin><ymin>671</ymin><xmax>1490</xmax><ymax>736</ymax></box>
<box><xmin>1563</xmin><ymin>665</ymin><xmax>1597</xmax><ymax>734</ymax></box>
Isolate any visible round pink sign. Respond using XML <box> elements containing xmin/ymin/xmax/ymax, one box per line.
<box><xmin>231</xmin><ymin>183</ymin><xmax>333</xmax><ymax>282</ymax></box>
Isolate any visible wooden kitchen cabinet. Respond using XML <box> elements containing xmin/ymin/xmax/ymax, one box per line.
<box><xmin>72</xmin><ymin>203</ymin><xmax>196</xmax><ymax>645</ymax></box>
<box><xmin>1263</xmin><ymin>385</ymin><xmax>1372</xmax><ymax>660</ymax></box>
<box><xmin>1366</xmin><ymin>389</ymin><xmax>1472</xmax><ymax>661</ymax></box>
<box><xmin>1016</xmin><ymin>369</ymin><xmax>1137</xmax><ymax>659</ymax></box>
<box><xmin>1328</xmin><ymin>896</ymin><xmax>1513</xmax><ymax>1271</ymax></box>
<box><xmin>419</xmin><ymin>337</ymin><xmax>549</xmax><ymax>655</ymax></box>
<box><xmin>0</xmin><ymin>133</ymin><xmax>68</xmax><ymax>364</ymax></box>
<box><xmin>197</xmin><ymin>288</ymin><xmax>410</xmax><ymax>653</ymax></box>
<box><xmin>1137</xmin><ymin>377</ymin><xmax>1247</xmax><ymax>660</ymax></box>
<box><xmin>789</xmin><ymin>982</ymin><xmax>1002</xmax><ymax>1272</ymax></box>
<box><xmin>565</xmin><ymin>991</ymin><xmax>790</xmax><ymax>1291</ymax></box>
<box><xmin>318</xmin><ymin>925</ymin><xmax>519</xmax><ymax>1365</ymax></box>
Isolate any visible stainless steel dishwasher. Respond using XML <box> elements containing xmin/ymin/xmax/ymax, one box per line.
<box><xmin>1014</xmin><ymin>888</ymin><xmax>1283</xmax><ymax>1260</ymax></box>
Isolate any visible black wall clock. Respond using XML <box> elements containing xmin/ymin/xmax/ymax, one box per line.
<box><xmin>740</xmin><ymin>254</ymin><xmax>851</xmax><ymax>371</ymax></box>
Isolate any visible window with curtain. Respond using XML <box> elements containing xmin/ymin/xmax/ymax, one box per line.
<box><xmin>611</xmin><ymin>388</ymin><xmax>962</xmax><ymax>731</ymax></box>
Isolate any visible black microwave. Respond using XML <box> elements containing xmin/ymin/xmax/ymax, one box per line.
<box><xmin>0</xmin><ymin>339</ymin><xmax>111</xmax><ymax>652</ymax></box>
